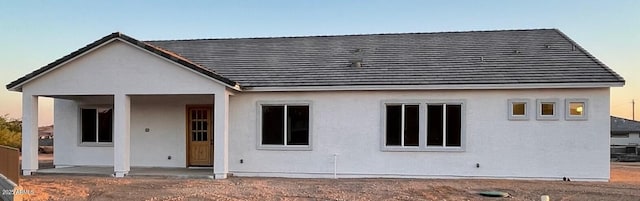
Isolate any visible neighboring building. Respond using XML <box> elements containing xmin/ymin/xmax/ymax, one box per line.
<box><xmin>6</xmin><ymin>29</ymin><xmax>625</xmax><ymax>181</ymax></box>
<box><xmin>611</xmin><ymin>116</ymin><xmax>640</xmax><ymax>160</ymax></box>
<box><xmin>611</xmin><ymin>116</ymin><xmax>640</xmax><ymax>146</ymax></box>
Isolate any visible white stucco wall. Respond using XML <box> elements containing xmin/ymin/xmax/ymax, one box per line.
<box><xmin>22</xmin><ymin>39</ymin><xmax>228</xmax><ymax>95</ymax></box>
<box><xmin>227</xmin><ymin>88</ymin><xmax>611</xmax><ymax>180</ymax></box>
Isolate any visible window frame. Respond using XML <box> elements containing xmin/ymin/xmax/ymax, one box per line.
<box><xmin>565</xmin><ymin>98</ymin><xmax>588</xmax><ymax>121</ymax></box>
<box><xmin>536</xmin><ymin>99</ymin><xmax>560</xmax><ymax>121</ymax></box>
<box><xmin>381</xmin><ymin>99</ymin><xmax>465</xmax><ymax>152</ymax></box>
<box><xmin>78</xmin><ymin>105</ymin><xmax>114</xmax><ymax>147</ymax></box>
<box><xmin>256</xmin><ymin>101</ymin><xmax>313</xmax><ymax>151</ymax></box>
<box><xmin>508</xmin><ymin>99</ymin><xmax>530</xmax><ymax>121</ymax></box>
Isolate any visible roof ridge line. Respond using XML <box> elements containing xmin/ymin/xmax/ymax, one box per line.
<box><xmin>144</xmin><ymin>28</ymin><xmax>557</xmax><ymax>42</ymax></box>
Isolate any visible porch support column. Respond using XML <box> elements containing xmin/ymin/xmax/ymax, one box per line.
<box><xmin>213</xmin><ymin>91</ymin><xmax>230</xmax><ymax>179</ymax></box>
<box><xmin>113</xmin><ymin>94</ymin><xmax>131</xmax><ymax>177</ymax></box>
<box><xmin>21</xmin><ymin>94</ymin><xmax>38</xmax><ymax>175</ymax></box>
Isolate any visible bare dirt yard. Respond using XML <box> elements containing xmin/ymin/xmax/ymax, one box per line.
<box><xmin>16</xmin><ymin>163</ymin><xmax>640</xmax><ymax>201</ymax></box>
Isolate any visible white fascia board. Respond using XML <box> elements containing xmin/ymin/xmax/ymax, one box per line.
<box><xmin>243</xmin><ymin>82</ymin><xmax>624</xmax><ymax>92</ymax></box>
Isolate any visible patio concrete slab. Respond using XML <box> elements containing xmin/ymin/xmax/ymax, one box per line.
<box><xmin>35</xmin><ymin>166</ymin><xmax>214</xmax><ymax>178</ymax></box>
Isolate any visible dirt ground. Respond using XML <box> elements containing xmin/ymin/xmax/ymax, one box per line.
<box><xmin>15</xmin><ymin>163</ymin><xmax>640</xmax><ymax>201</ymax></box>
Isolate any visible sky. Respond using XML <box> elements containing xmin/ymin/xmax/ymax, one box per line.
<box><xmin>0</xmin><ymin>0</ymin><xmax>638</xmax><ymax>125</ymax></box>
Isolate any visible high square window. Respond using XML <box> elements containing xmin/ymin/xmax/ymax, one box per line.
<box><xmin>536</xmin><ymin>99</ymin><xmax>559</xmax><ymax>120</ymax></box>
<box><xmin>508</xmin><ymin>99</ymin><xmax>530</xmax><ymax>120</ymax></box>
<box><xmin>565</xmin><ymin>99</ymin><xmax>588</xmax><ymax>120</ymax></box>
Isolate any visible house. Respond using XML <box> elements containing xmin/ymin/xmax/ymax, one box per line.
<box><xmin>611</xmin><ymin>116</ymin><xmax>640</xmax><ymax>146</ymax></box>
<box><xmin>611</xmin><ymin>116</ymin><xmax>640</xmax><ymax>159</ymax></box>
<box><xmin>6</xmin><ymin>29</ymin><xmax>624</xmax><ymax>180</ymax></box>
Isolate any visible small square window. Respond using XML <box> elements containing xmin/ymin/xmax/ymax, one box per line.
<box><xmin>565</xmin><ymin>99</ymin><xmax>588</xmax><ymax>120</ymax></box>
<box><xmin>541</xmin><ymin>103</ymin><xmax>554</xmax><ymax>115</ymax></box>
<box><xmin>513</xmin><ymin>103</ymin><xmax>526</xmax><ymax>115</ymax></box>
<box><xmin>536</xmin><ymin>99</ymin><xmax>559</xmax><ymax>120</ymax></box>
<box><xmin>508</xmin><ymin>99</ymin><xmax>529</xmax><ymax>120</ymax></box>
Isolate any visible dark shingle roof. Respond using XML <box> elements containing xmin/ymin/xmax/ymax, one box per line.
<box><xmin>147</xmin><ymin>29</ymin><xmax>624</xmax><ymax>89</ymax></box>
<box><xmin>611</xmin><ymin>116</ymin><xmax>640</xmax><ymax>133</ymax></box>
<box><xmin>7</xmin><ymin>29</ymin><xmax>625</xmax><ymax>91</ymax></box>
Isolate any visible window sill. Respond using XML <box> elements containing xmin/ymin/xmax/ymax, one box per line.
<box><xmin>565</xmin><ymin>117</ymin><xmax>588</xmax><ymax>121</ymax></box>
<box><xmin>382</xmin><ymin>146</ymin><xmax>465</xmax><ymax>152</ymax></box>
<box><xmin>257</xmin><ymin>145</ymin><xmax>311</xmax><ymax>151</ymax></box>
<box><xmin>78</xmin><ymin>142</ymin><xmax>113</xmax><ymax>147</ymax></box>
<box><xmin>508</xmin><ymin>116</ymin><xmax>530</xmax><ymax>121</ymax></box>
<box><xmin>536</xmin><ymin>117</ymin><xmax>559</xmax><ymax>121</ymax></box>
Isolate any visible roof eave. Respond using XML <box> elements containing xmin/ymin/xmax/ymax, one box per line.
<box><xmin>242</xmin><ymin>82</ymin><xmax>625</xmax><ymax>92</ymax></box>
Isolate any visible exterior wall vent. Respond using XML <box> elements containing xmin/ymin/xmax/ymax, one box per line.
<box><xmin>350</xmin><ymin>59</ymin><xmax>363</xmax><ymax>68</ymax></box>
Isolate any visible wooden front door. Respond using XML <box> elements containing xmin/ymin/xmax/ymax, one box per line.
<box><xmin>187</xmin><ymin>106</ymin><xmax>213</xmax><ymax>166</ymax></box>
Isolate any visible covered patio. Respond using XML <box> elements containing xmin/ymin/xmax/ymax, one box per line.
<box><xmin>6</xmin><ymin>36</ymin><xmax>238</xmax><ymax>179</ymax></box>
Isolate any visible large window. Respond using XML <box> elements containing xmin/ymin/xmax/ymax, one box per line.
<box><xmin>383</xmin><ymin>100</ymin><xmax>465</xmax><ymax>151</ymax></box>
<box><xmin>259</xmin><ymin>102</ymin><xmax>311</xmax><ymax>150</ymax></box>
<box><xmin>81</xmin><ymin>107</ymin><xmax>113</xmax><ymax>144</ymax></box>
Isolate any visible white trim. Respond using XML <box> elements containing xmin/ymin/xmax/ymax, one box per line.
<box><xmin>508</xmin><ymin>99</ymin><xmax>530</xmax><ymax>121</ymax></box>
<box><xmin>256</xmin><ymin>100</ymin><xmax>312</xmax><ymax>151</ymax></box>
<box><xmin>536</xmin><ymin>99</ymin><xmax>560</xmax><ymax>121</ymax></box>
<box><xmin>8</xmin><ymin>38</ymin><xmax>241</xmax><ymax>92</ymax></box>
<box><xmin>565</xmin><ymin>98</ymin><xmax>589</xmax><ymax>121</ymax></box>
<box><xmin>243</xmin><ymin>82</ymin><xmax>623</xmax><ymax>92</ymax></box>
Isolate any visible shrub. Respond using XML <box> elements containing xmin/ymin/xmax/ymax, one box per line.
<box><xmin>0</xmin><ymin>115</ymin><xmax>21</xmax><ymax>149</ymax></box>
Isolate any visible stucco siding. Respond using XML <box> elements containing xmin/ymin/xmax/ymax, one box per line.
<box><xmin>22</xmin><ymin>40</ymin><xmax>226</xmax><ymax>96</ymax></box>
<box><xmin>227</xmin><ymin>88</ymin><xmax>610</xmax><ymax>180</ymax></box>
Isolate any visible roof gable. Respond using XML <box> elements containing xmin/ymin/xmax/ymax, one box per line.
<box><xmin>6</xmin><ymin>32</ymin><xmax>238</xmax><ymax>91</ymax></box>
